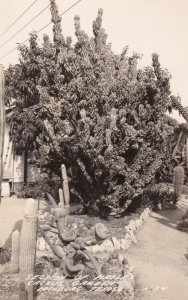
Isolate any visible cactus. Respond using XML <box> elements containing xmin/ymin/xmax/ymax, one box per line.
<box><xmin>10</xmin><ymin>230</ymin><xmax>20</xmax><ymax>273</ymax></box>
<box><xmin>19</xmin><ymin>282</ymin><xmax>28</xmax><ymax>300</ymax></box>
<box><xmin>19</xmin><ymin>199</ymin><xmax>37</xmax><ymax>300</ymax></box>
<box><xmin>50</xmin><ymin>0</ymin><xmax>65</xmax><ymax>46</ymax></box>
<box><xmin>65</xmin><ymin>258</ymin><xmax>84</xmax><ymax>274</ymax></box>
<box><xmin>46</xmin><ymin>192</ymin><xmax>57</xmax><ymax>208</ymax></box>
<box><xmin>105</xmin><ymin>129</ymin><xmax>112</xmax><ymax>146</ymax></box>
<box><xmin>39</xmin><ymin>224</ymin><xmax>66</xmax><ymax>258</ymax></box>
<box><xmin>174</xmin><ymin>165</ymin><xmax>185</xmax><ymax>198</ymax></box>
<box><xmin>95</xmin><ymin>223</ymin><xmax>109</xmax><ymax>240</ymax></box>
<box><xmin>61</xmin><ymin>164</ymin><xmax>70</xmax><ymax>207</ymax></box>
<box><xmin>59</xmin><ymin>188</ymin><xmax>65</xmax><ymax>208</ymax></box>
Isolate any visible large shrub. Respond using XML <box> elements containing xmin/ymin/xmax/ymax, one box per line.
<box><xmin>5</xmin><ymin>0</ymin><xmax>177</xmax><ymax>216</ymax></box>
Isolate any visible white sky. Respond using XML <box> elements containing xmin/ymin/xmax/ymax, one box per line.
<box><xmin>0</xmin><ymin>0</ymin><xmax>188</xmax><ymax>122</ymax></box>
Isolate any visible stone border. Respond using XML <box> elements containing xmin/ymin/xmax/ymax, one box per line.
<box><xmin>37</xmin><ymin>207</ymin><xmax>152</xmax><ymax>254</ymax></box>
<box><xmin>83</xmin><ymin>207</ymin><xmax>152</xmax><ymax>299</ymax></box>
<box><xmin>85</xmin><ymin>207</ymin><xmax>152</xmax><ymax>254</ymax></box>
<box><xmin>36</xmin><ymin>207</ymin><xmax>152</xmax><ymax>299</ymax></box>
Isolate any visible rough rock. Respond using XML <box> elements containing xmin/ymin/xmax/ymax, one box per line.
<box><xmin>100</xmin><ymin>239</ymin><xmax>114</xmax><ymax>253</ymax></box>
<box><xmin>88</xmin><ymin>244</ymin><xmax>101</xmax><ymax>253</ymax></box>
<box><xmin>141</xmin><ymin>210</ymin><xmax>149</xmax><ymax>221</ymax></box>
<box><xmin>120</xmin><ymin>238</ymin><xmax>131</xmax><ymax>250</ymax></box>
<box><xmin>125</xmin><ymin>229</ymin><xmax>137</xmax><ymax>244</ymax></box>
<box><xmin>37</xmin><ymin>237</ymin><xmax>47</xmax><ymax>251</ymax></box>
<box><xmin>117</xmin><ymin>276</ymin><xmax>134</xmax><ymax>295</ymax></box>
<box><xmin>111</xmin><ymin>236</ymin><xmax>121</xmax><ymax>251</ymax></box>
<box><xmin>123</xmin><ymin>236</ymin><xmax>132</xmax><ymax>248</ymax></box>
<box><xmin>134</xmin><ymin>218</ymin><xmax>142</xmax><ymax>229</ymax></box>
<box><xmin>128</xmin><ymin>220</ymin><xmax>136</xmax><ymax>232</ymax></box>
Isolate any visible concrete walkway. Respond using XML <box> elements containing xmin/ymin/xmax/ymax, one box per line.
<box><xmin>126</xmin><ymin>197</ymin><xmax>188</xmax><ymax>300</ymax></box>
<box><xmin>0</xmin><ymin>195</ymin><xmax>26</xmax><ymax>248</ymax></box>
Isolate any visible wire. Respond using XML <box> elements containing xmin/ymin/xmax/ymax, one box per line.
<box><xmin>37</xmin><ymin>0</ymin><xmax>82</xmax><ymax>34</ymax></box>
<box><xmin>0</xmin><ymin>4</ymin><xmax>50</xmax><ymax>49</ymax></box>
<box><xmin>0</xmin><ymin>0</ymin><xmax>39</xmax><ymax>38</ymax></box>
<box><xmin>0</xmin><ymin>0</ymin><xmax>82</xmax><ymax>60</ymax></box>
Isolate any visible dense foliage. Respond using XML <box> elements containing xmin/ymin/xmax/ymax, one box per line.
<box><xmin>5</xmin><ymin>0</ymin><xmax>178</xmax><ymax>216</ymax></box>
<box><xmin>16</xmin><ymin>178</ymin><xmax>61</xmax><ymax>200</ymax></box>
<box><xmin>141</xmin><ymin>182</ymin><xmax>178</xmax><ymax>210</ymax></box>
<box><xmin>155</xmin><ymin>119</ymin><xmax>188</xmax><ymax>183</ymax></box>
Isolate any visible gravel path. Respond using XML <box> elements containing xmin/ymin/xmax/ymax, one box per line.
<box><xmin>126</xmin><ymin>196</ymin><xmax>188</xmax><ymax>300</ymax></box>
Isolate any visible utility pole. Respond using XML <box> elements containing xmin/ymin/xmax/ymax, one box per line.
<box><xmin>0</xmin><ymin>65</ymin><xmax>5</xmax><ymax>204</ymax></box>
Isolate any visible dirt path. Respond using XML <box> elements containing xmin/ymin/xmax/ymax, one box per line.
<box><xmin>126</xmin><ymin>196</ymin><xmax>188</xmax><ymax>300</ymax></box>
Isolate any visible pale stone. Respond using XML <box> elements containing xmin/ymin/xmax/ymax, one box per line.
<box><xmin>46</xmin><ymin>243</ymin><xmax>54</xmax><ymax>256</ymax></box>
<box><xmin>90</xmin><ymin>244</ymin><xmax>101</xmax><ymax>253</ymax></box>
<box><xmin>128</xmin><ymin>220</ymin><xmax>136</xmax><ymax>231</ymax></box>
<box><xmin>100</xmin><ymin>239</ymin><xmax>114</xmax><ymax>253</ymax></box>
<box><xmin>145</xmin><ymin>207</ymin><xmax>150</xmax><ymax>214</ymax></box>
<box><xmin>84</xmin><ymin>246</ymin><xmax>93</xmax><ymax>252</ymax></box>
<box><xmin>111</xmin><ymin>236</ymin><xmax>121</xmax><ymax>251</ymax></box>
<box><xmin>120</xmin><ymin>238</ymin><xmax>131</xmax><ymax>250</ymax></box>
<box><xmin>125</xmin><ymin>225</ymin><xmax>131</xmax><ymax>234</ymax></box>
<box><xmin>123</xmin><ymin>236</ymin><xmax>132</xmax><ymax>248</ymax></box>
<box><xmin>117</xmin><ymin>253</ymin><xmax>124</xmax><ymax>264</ymax></box>
<box><xmin>131</xmin><ymin>234</ymin><xmax>137</xmax><ymax>244</ymax></box>
<box><xmin>37</xmin><ymin>237</ymin><xmax>47</xmax><ymax>251</ymax></box>
<box><xmin>123</xmin><ymin>267</ymin><xmax>135</xmax><ymax>287</ymax></box>
<box><xmin>117</xmin><ymin>277</ymin><xmax>134</xmax><ymax>294</ymax></box>
<box><xmin>139</xmin><ymin>215</ymin><xmax>144</xmax><ymax>224</ymax></box>
<box><xmin>125</xmin><ymin>231</ymin><xmax>137</xmax><ymax>245</ymax></box>
<box><xmin>144</xmin><ymin>209</ymin><xmax>149</xmax><ymax>218</ymax></box>
<box><xmin>134</xmin><ymin>219</ymin><xmax>142</xmax><ymax>229</ymax></box>
<box><xmin>141</xmin><ymin>211</ymin><xmax>147</xmax><ymax>221</ymax></box>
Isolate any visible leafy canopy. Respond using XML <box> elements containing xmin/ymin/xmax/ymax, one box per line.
<box><xmin>5</xmin><ymin>0</ymin><xmax>176</xmax><ymax>216</ymax></box>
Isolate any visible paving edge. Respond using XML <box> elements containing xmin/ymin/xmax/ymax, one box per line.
<box><xmin>85</xmin><ymin>207</ymin><xmax>152</xmax><ymax>254</ymax></box>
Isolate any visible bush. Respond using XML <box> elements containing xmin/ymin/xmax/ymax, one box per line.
<box><xmin>5</xmin><ymin>1</ymin><xmax>177</xmax><ymax>217</ymax></box>
<box><xmin>142</xmin><ymin>183</ymin><xmax>178</xmax><ymax>210</ymax></box>
<box><xmin>16</xmin><ymin>178</ymin><xmax>61</xmax><ymax>202</ymax></box>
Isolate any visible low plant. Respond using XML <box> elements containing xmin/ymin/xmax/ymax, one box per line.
<box><xmin>141</xmin><ymin>183</ymin><xmax>178</xmax><ymax>210</ymax></box>
<box><xmin>16</xmin><ymin>178</ymin><xmax>61</xmax><ymax>201</ymax></box>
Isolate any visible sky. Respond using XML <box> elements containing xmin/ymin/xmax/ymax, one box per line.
<box><xmin>0</xmin><ymin>0</ymin><xmax>188</xmax><ymax>122</ymax></box>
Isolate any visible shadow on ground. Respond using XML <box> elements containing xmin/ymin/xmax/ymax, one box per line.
<box><xmin>151</xmin><ymin>196</ymin><xmax>188</xmax><ymax>231</ymax></box>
